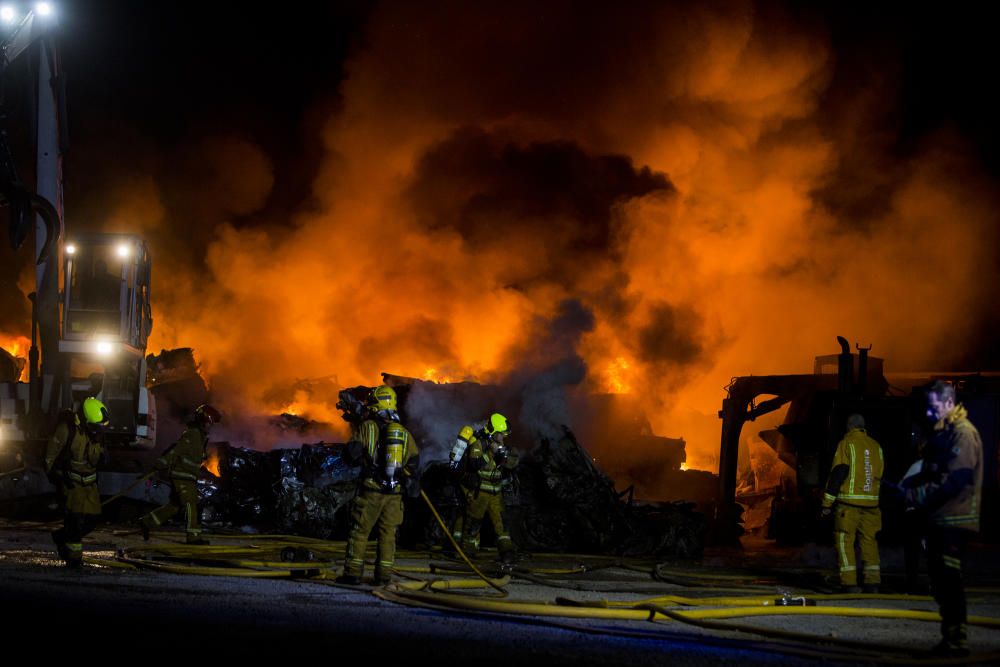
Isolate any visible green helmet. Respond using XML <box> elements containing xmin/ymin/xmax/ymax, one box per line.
<box><xmin>487</xmin><ymin>412</ymin><xmax>509</xmax><ymax>436</ymax></box>
<box><xmin>82</xmin><ymin>397</ymin><xmax>110</xmax><ymax>426</ymax></box>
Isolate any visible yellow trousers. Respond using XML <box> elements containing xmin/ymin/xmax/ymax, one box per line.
<box><xmin>834</xmin><ymin>503</ymin><xmax>881</xmax><ymax>586</ymax></box>
<box><xmin>343</xmin><ymin>490</ymin><xmax>404</xmax><ymax>579</ymax></box>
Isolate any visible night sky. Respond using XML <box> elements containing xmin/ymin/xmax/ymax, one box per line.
<box><xmin>3</xmin><ymin>1</ymin><xmax>1000</xmax><ymax>465</ymax></box>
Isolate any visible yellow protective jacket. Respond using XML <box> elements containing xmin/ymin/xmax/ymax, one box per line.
<box><xmin>822</xmin><ymin>427</ymin><xmax>884</xmax><ymax>509</ymax></box>
<box><xmin>458</xmin><ymin>424</ymin><xmax>518</xmax><ymax>495</ymax></box>
<box><xmin>157</xmin><ymin>427</ymin><xmax>208</xmax><ymax>482</ymax></box>
<box><xmin>905</xmin><ymin>404</ymin><xmax>983</xmax><ymax>532</ymax></box>
<box><xmin>45</xmin><ymin>415</ymin><xmax>103</xmax><ymax>515</ymax></box>
<box><xmin>351</xmin><ymin>418</ymin><xmax>419</xmax><ymax>494</ymax></box>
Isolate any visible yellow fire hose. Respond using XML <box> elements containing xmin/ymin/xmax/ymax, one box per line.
<box><xmin>373</xmin><ymin>586</ymin><xmax>1000</xmax><ymax>664</ymax></box>
<box><xmin>418</xmin><ymin>489</ymin><xmax>508</xmax><ymax>596</ymax></box>
<box><xmin>68</xmin><ymin>528</ymin><xmax>1000</xmax><ymax>665</ymax></box>
<box><xmin>397</xmin><ymin>576</ymin><xmax>512</xmax><ymax>592</ymax></box>
<box><xmin>567</xmin><ymin>591</ymin><xmax>934</xmax><ymax>608</ymax></box>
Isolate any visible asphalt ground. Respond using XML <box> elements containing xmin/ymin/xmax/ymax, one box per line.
<box><xmin>2</xmin><ymin>520</ymin><xmax>999</xmax><ymax>666</ymax></box>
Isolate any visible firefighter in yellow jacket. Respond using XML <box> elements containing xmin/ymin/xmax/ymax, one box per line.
<box><xmin>338</xmin><ymin>385</ymin><xmax>419</xmax><ymax>585</ymax></box>
<box><xmin>140</xmin><ymin>404</ymin><xmax>222</xmax><ymax>544</ymax></box>
<box><xmin>450</xmin><ymin>413</ymin><xmax>517</xmax><ymax>564</ymax></box>
<box><xmin>821</xmin><ymin>413</ymin><xmax>884</xmax><ymax>592</ymax></box>
<box><xmin>46</xmin><ymin>397</ymin><xmax>109</xmax><ymax>567</ymax></box>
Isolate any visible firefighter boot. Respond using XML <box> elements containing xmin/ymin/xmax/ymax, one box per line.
<box><xmin>931</xmin><ymin>624</ymin><xmax>969</xmax><ymax>658</ymax></box>
<box><xmin>461</xmin><ymin>518</ymin><xmax>482</xmax><ymax>556</ymax></box>
<box><xmin>51</xmin><ymin>528</ymin><xmax>68</xmax><ymax>561</ymax></box>
<box><xmin>498</xmin><ymin>539</ymin><xmax>516</xmax><ymax>567</ymax></box>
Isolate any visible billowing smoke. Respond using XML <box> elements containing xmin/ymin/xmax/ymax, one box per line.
<box><xmin>4</xmin><ymin>2</ymin><xmax>998</xmax><ymax>483</ymax></box>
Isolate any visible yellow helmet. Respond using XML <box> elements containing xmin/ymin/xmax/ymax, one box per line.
<box><xmin>369</xmin><ymin>385</ymin><xmax>397</xmax><ymax>413</ymax></box>
<box><xmin>487</xmin><ymin>412</ymin><xmax>509</xmax><ymax>436</ymax></box>
<box><xmin>82</xmin><ymin>397</ymin><xmax>110</xmax><ymax>426</ymax></box>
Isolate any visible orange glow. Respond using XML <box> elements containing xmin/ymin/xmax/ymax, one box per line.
<box><xmin>422</xmin><ymin>367</ymin><xmax>457</xmax><ymax>384</ymax></box>
<box><xmin>204</xmin><ymin>447</ymin><xmax>221</xmax><ymax>477</ymax></box>
<box><xmin>0</xmin><ymin>335</ymin><xmax>30</xmax><ymax>382</ymax></box>
<box><xmin>96</xmin><ymin>4</ymin><xmax>994</xmax><ymax>492</ymax></box>
<box><xmin>278</xmin><ymin>390</ymin><xmax>344</xmax><ymax>425</ymax></box>
<box><xmin>605</xmin><ymin>357</ymin><xmax>632</xmax><ymax>394</ymax></box>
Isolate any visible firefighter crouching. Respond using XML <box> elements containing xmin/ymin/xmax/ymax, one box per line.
<box><xmin>450</xmin><ymin>412</ymin><xmax>518</xmax><ymax>564</ymax></box>
<box><xmin>338</xmin><ymin>385</ymin><xmax>419</xmax><ymax>585</ymax></box>
<box><xmin>46</xmin><ymin>397</ymin><xmax>110</xmax><ymax>567</ymax></box>
<box><xmin>140</xmin><ymin>404</ymin><xmax>222</xmax><ymax>545</ymax></box>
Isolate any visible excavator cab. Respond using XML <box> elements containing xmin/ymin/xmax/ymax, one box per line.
<box><xmin>60</xmin><ymin>234</ymin><xmax>152</xmax><ymax>350</ymax></box>
<box><xmin>58</xmin><ymin>234</ymin><xmax>153</xmax><ymax>445</ymax></box>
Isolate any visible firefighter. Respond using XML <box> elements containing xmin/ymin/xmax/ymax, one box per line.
<box><xmin>820</xmin><ymin>413</ymin><xmax>884</xmax><ymax>593</ymax></box>
<box><xmin>337</xmin><ymin>385</ymin><xmax>419</xmax><ymax>585</ymax></box>
<box><xmin>46</xmin><ymin>397</ymin><xmax>109</xmax><ymax>567</ymax></box>
<box><xmin>449</xmin><ymin>412</ymin><xmax>518</xmax><ymax>564</ymax></box>
<box><xmin>904</xmin><ymin>380</ymin><xmax>983</xmax><ymax>657</ymax></box>
<box><xmin>140</xmin><ymin>404</ymin><xmax>222</xmax><ymax>545</ymax></box>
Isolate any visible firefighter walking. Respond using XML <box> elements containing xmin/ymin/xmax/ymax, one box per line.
<box><xmin>338</xmin><ymin>385</ymin><xmax>419</xmax><ymax>585</ymax></box>
<box><xmin>821</xmin><ymin>413</ymin><xmax>884</xmax><ymax>593</ymax></box>
<box><xmin>140</xmin><ymin>404</ymin><xmax>222</xmax><ymax>545</ymax></box>
<box><xmin>46</xmin><ymin>397</ymin><xmax>110</xmax><ymax>567</ymax></box>
<box><xmin>450</xmin><ymin>412</ymin><xmax>517</xmax><ymax>564</ymax></box>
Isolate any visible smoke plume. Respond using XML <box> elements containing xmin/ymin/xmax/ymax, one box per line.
<box><xmin>3</xmin><ymin>1</ymin><xmax>998</xmax><ymax>484</ymax></box>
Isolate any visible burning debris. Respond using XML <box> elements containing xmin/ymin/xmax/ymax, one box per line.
<box><xmin>0</xmin><ymin>345</ymin><xmax>25</xmax><ymax>383</ymax></box>
<box><xmin>191</xmin><ymin>374</ymin><xmax>709</xmax><ymax>559</ymax></box>
<box><xmin>200</xmin><ymin>442</ymin><xmax>358</xmax><ymax>538</ymax></box>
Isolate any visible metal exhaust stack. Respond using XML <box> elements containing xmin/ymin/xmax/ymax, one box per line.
<box><xmin>836</xmin><ymin>336</ymin><xmax>853</xmax><ymax>395</ymax></box>
<box><xmin>856</xmin><ymin>343</ymin><xmax>871</xmax><ymax>396</ymax></box>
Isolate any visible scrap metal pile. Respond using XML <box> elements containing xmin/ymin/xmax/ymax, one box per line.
<box><xmin>197</xmin><ymin>395</ymin><xmax>706</xmax><ymax>559</ymax></box>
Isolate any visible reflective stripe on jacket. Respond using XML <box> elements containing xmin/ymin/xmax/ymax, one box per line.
<box><xmin>906</xmin><ymin>404</ymin><xmax>983</xmax><ymax>532</ymax></box>
<box><xmin>158</xmin><ymin>427</ymin><xmax>207</xmax><ymax>481</ymax></box>
<box><xmin>354</xmin><ymin>418</ymin><xmax>419</xmax><ymax>494</ymax></box>
<box><xmin>823</xmin><ymin>428</ymin><xmax>884</xmax><ymax>508</ymax></box>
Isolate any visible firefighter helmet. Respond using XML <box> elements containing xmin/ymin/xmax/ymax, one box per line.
<box><xmin>487</xmin><ymin>412</ymin><xmax>509</xmax><ymax>436</ymax></box>
<box><xmin>195</xmin><ymin>404</ymin><xmax>223</xmax><ymax>426</ymax></box>
<box><xmin>82</xmin><ymin>397</ymin><xmax>110</xmax><ymax>426</ymax></box>
<box><xmin>369</xmin><ymin>385</ymin><xmax>398</xmax><ymax>413</ymax></box>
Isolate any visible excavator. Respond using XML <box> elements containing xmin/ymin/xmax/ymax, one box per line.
<box><xmin>717</xmin><ymin>336</ymin><xmax>1000</xmax><ymax>543</ymax></box>
<box><xmin>1</xmin><ymin>6</ymin><xmax>160</xmax><ymax>505</ymax></box>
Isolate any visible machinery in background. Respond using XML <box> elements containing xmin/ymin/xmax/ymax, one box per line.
<box><xmin>718</xmin><ymin>337</ymin><xmax>1000</xmax><ymax>543</ymax></box>
<box><xmin>1</xmin><ymin>7</ymin><xmax>160</xmax><ymax>507</ymax></box>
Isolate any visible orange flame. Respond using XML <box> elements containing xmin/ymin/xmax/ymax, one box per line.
<box><xmin>277</xmin><ymin>390</ymin><xmax>343</xmax><ymax>424</ymax></box>
<box><xmin>0</xmin><ymin>335</ymin><xmax>30</xmax><ymax>382</ymax></box>
<box><xmin>125</xmin><ymin>4</ymin><xmax>996</xmax><ymax>491</ymax></box>
<box><xmin>605</xmin><ymin>357</ymin><xmax>632</xmax><ymax>394</ymax></box>
<box><xmin>204</xmin><ymin>447</ymin><xmax>221</xmax><ymax>477</ymax></box>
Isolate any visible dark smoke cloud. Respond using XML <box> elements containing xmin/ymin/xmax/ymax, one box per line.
<box><xmin>407</xmin><ymin>127</ymin><xmax>673</xmax><ymax>252</ymax></box>
<box><xmin>5</xmin><ymin>1</ymin><xmax>998</xmax><ymax>483</ymax></box>
<box><xmin>636</xmin><ymin>302</ymin><xmax>705</xmax><ymax>366</ymax></box>
<box><xmin>500</xmin><ymin>299</ymin><xmax>595</xmax><ymax>375</ymax></box>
